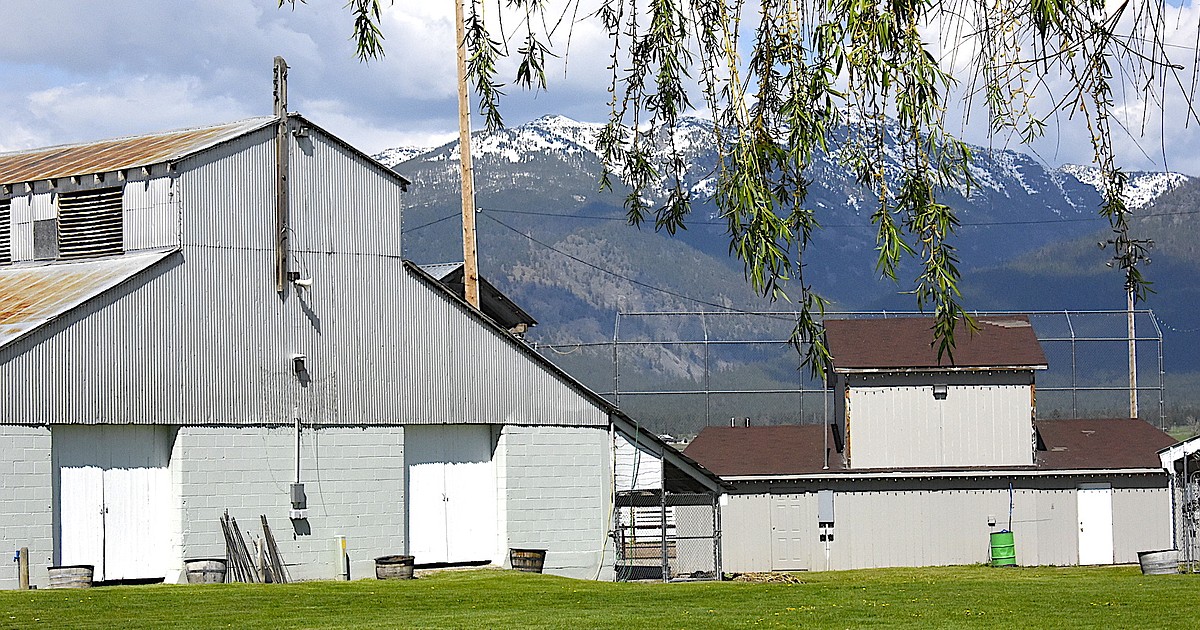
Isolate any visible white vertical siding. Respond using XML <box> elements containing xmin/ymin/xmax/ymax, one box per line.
<box><xmin>847</xmin><ymin>375</ymin><xmax>1034</xmax><ymax>468</ymax></box>
<box><xmin>1112</xmin><ymin>486</ymin><xmax>1172</xmax><ymax>562</ymax></box>
<box><xmin>8</xmin><ymin>192</ymin><xmax>54</xmax><ymax>262</ymax></box>
<box><xmin>614</xmin><ymin>429</ymin><xmax>663</xmax><ymax>492</ymax></box>
<box><xmin>8</xmin><ymin>194</ymin><xmax>32</xmax><ymax>261</ymax></box>
<box><xmin>719</xmin><ymin>494</ymin><xmax>772</xmax><ymax>572</ymax></box>
<box><xmin>720</xmin><ymin>476</ymin><xmax>1170</xmax><ymax>572</ymax></box>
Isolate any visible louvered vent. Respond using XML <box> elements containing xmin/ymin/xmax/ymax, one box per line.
<box><xmin>58</xmin><ymin>187</ymin><xmax>123</xmax><ymax>260</ymax></box>
<box><xmin>0</xmin><ymin>198</ymin><xmax>10</xmax><ymax>265</ymax></box>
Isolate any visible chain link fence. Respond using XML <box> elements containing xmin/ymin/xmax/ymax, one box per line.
<box><xmin>613</xmin><ymin>491</ymin><xmax>721</xmax><ymax>582</ymax></box>
<box><xmin>537</xmin><ymin>310</ymin><xmax>1165</xmax><ymax>437</ymax></box>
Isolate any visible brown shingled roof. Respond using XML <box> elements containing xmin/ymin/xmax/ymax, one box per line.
<box><xmin>823</xmin><ymin>316</ymin><xmax>1047</xmax><ymax>370</ymax></box>
<box><xmin>683</xmin><ymin>419</ymin><xmax>1174</xmax><ymax>478</ymax></box>
<box><xmin>1035</xmin><ymin>418</ymin><xmax>1177</xmax><ymax>470</ymax></box>
<box><xmin>683</xmin><ymin>425</ymin><xmax>845</xmax><ymax>477</ymax></box>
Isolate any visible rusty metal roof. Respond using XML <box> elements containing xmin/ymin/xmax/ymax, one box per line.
<box><xmin>0</xmin><ymin>250</ymin><xmax>174</xmax><ymax>349</ymax></box>
<box><xmin>0</xmin><ymin>117</ymin><xmax>275</xmax><ymax>186</ymax></box>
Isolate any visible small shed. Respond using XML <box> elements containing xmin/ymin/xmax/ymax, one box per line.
<box><xmin>823</xmin><ymin>316</ymin><xmax>1048</xmax><ymax>469</ymax></box>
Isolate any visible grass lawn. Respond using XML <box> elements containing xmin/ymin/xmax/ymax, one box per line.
<box><xmin>1</xmin><ymin>565</ymin><xmax>1196</xmax><ymax>629</ymax></box>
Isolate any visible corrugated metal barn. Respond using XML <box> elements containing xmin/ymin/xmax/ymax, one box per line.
<box><xmin>0</xmin><ymin>114</ymin><xmax>719</xmax><ymax>588</ymax></box>
<box><xmin>685</xmin><ymin>317</ymin><xmax>1177</xmax><ymax>571</ymax></box>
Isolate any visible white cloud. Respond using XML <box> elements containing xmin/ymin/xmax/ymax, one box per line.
<box><xmin>0</xmin><ymin>0</ymin><xmax>1197</xmax><ymax>173</ymax></box>
<box><xmin>930</xmin><ymin>1</ymin><xmax>1200</xmax><ymax>175</ymax></box>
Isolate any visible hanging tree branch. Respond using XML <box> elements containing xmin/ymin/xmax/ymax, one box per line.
<box><xmin>307</xmin><ymin>0</ymin><xmax>1198</xmax><ymax>374</ymax></box>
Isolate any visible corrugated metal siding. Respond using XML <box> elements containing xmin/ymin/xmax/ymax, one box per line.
<box><xmin>290</xmin><ymin>128</ymin><xmax>403</xmax><ymax>257</ymax></box>
<box><xmin>0</xmin><ymin>251</ymin><xmax>172</xmax><ymax>350</ymax></box>
<box><xmin>123</xmin><ymin>176</ymin><xmax>179</xmax><ymax>251</ymax></box>
<box><xmin>176</xmin><ymin>128</ymin><xmax>275</xmax><ymax>249</ymax></box>
<box><xmin>395</xmin><ymin>270</ymin><xmax>608</xmax><ymax>427</ymax></box>
<box><xmin>0</xmin><ymin>123</ymin><xmax>607</xmax><ymax>428</ymax></box>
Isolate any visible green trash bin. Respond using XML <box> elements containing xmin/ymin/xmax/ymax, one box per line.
<box><xmin>990</xmin><ymin>530</ymin><xmax>1016</xmax><ymax>567</ymax></box>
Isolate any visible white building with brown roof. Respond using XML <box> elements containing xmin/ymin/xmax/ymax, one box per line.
<box><xmin>684</xmin><ymin>317</ymin><xmax>1177</xmax><ymax>572</ymax></box>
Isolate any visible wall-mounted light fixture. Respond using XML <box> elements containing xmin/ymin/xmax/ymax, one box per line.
<box><xmin>933</xmin><ymin>383</ymin><xmax>948</xmax><ymax>400</ymax></box>
<box><xmin>291</xmin><ymin>353</ymin><xmax>307</xmax><ymax>375</ymax></box>
<box><xmin>286</xmin><ymin>271</ymin><xmax>313</xmax><ymax>290</ymax></box>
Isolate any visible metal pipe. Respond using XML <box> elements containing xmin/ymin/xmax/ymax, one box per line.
<box><xmin>612</xmin><ymin>310</ymin><xmax>621</xmax><ymax>408</ymax></box>
<box><xmin>1152</xmin><ymin>312</ymin><xmax>1166</xmax><ymax>429</ymax></box>
<box><xmin>294</xmin><ymin>405</ymin><xmax>301</xmax><ymax>485</ymax></box>
<box><xmin>1064</xmin><ymin>310</ymin><xmax>1077</xmax><ymax>418</ymax></box>
<box><xmin>701</xmin><ymin>312</ymin><xmax>710</xmax><ymax>427</ymax></box>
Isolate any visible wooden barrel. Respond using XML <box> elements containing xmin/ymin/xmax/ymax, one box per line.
<box><xmin>375</xmin><ymin>555</ymin><xmax>415</xmax><ymax>580</ymax></box>
<box><xmin>184</xmin><ymin>558</ymin><xmax>228</xmax><ymax>584</ymax></box>
<box><xmin>509</xmin><ymin>548</ymin><xmax>546</xmax><ymax>573</ymax></box>
<box><xmin>47</xmin><ymin>565</ymin><xmax>93</xmax><ymax>589</ymax></box>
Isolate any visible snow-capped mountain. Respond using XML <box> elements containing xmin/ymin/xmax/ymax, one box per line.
<box><xmin>385</xmin><ymin>115</ymin><xmax>1190</xmax><ymax>289</ymax></box>
<box><xmin>1058</xmin><ymin>163</ymin><xmax>1190</xmax><ymax>210</ymax></box>
<box><xmin>381</xmin><ymin>114</ymin><xmax>1189</xmax><ymax>215</ymax></box>
<box><xmin>372</xmin><ymin>146</ymin><xmax>429</xmax><ymax>168</ymax></box>
<box><xmin>375</xmin><ymin>114</ymin><xmax>1200</xmax><ymax>426</ymax></box>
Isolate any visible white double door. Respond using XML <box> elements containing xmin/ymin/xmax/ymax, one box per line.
<box><xmin>406</xmin><ymin>424</ymin><xmax>498</xmax><ymax>564</ymax></box>
<box><xmin>54</xmin><ymin>425</ymin><xmax>174</xmax><ymax>581</ymax></box>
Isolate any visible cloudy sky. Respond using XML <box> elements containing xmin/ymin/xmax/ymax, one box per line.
<box><xmin>3</xmin><ymin>1</ymin><xmax>1199</xmax><ymax>175</ymax></box>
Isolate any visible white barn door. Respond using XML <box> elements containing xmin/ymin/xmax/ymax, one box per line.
<box><xmin>1078</xmin><ymin>483</ymin><xmax>1114</xmax><ymax>565</ymax></box>
<box><xmin>55</xmin><ymin>425</ymin><xmax>173</xmax><ymax>581</ymax></box>
<box><xmin>406</xmin><ymin>425</ymin><xmax>497</xmax><ymax>564</ymax></box>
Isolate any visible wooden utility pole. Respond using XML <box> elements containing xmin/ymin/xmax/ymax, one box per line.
<box><xmin>274</xmin><ymin>56</ymin><xmax>290</xmax><ymax>293</ymax></box>
<box><xmin>454</xmin><ymin>0</ymin><xmax>481</xmax><ymax>308</ymax></box>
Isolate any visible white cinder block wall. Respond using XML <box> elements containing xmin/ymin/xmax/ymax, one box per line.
<box><xmin>501</xmin><ymin>425</ymin><xmax>615</xmax><ymax>580</ymax></box>
<box><xmin>174</xmin><ymin>426</ymin><xmax>406</xmax><ymax>582</ymax></box>
<box><xmin>0</xmin><ymin>426</ymin><xmax>53</xmax><ymax>589</ymax></box>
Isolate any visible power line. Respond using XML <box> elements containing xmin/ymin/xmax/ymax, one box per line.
<box><xmin>480</xmin><ymin>212</ymin><xmax>797</xmax><ymax>319</ymax></box>
<box><xmin>406</xmin><ymin>212</ymin><xmax>459</xmax><ymax>232</ymax></box>
<box><xmin>478</xmin><ymin>204</ymin><xmax>1200</xmax><ymax>229</ymax></box>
